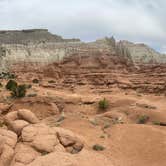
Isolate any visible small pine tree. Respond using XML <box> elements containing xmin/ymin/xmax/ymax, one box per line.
<box><xmin>6</xmin><ymin>80</ymin><xmax>17</xmax><ymax>91</ymax></box>
<box><xmin>11</xmin><ymin>84</ymin><xmax>26</xmax><ymax>98</ymax></box>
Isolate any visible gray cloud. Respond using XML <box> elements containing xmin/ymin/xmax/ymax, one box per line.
<box><xmin>0</xmin><ymin>0</ymin><xmax>166</xmax><ymax>53</ymax></box>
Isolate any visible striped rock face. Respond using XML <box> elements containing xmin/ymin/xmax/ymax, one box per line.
<box><xmin>0</xmin><ymin>32</ymin><xmax>128</xmax><ymax>72</ymax></box>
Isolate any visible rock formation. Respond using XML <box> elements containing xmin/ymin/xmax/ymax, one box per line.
<box><xmin>0</xmin><ymin>109</ymin><xmax>113</xmax><ymax>166</ymax></box>
<box><xmin>0</xmin><ymin>29</ymin><xmax>166</xmax><ymax>95</ymax></box>
<box><xmin>0</xmin><ymin>29</ymin><xmax>81</xmax><ymax>71</ymax></box>
<box><xmin>118</xmin><ymin>40</ymin><xmax>166</xmax><ymax>65</ymax></box>
<box><xmin>0</xmin><ymin>29</ymin><xmax>80</xmax><ymax>44</ymax></box>
<box><xmin>0</xmin><ymin>29</ymin><xmax>166</xmax><ymax>166</ymax></box>
<box><xmin>1</xmin><ymin>29</ymin><xmax>166</xmax><ymax>72</ymax></box>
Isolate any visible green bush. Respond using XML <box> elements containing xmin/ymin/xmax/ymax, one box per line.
<box><xmin>11</xmin><ymin>84</ymin><xmax>26</xmax><ymax>98</ymax></box>
<box><xmin>48</xmin><ymin>80</ymin><xmax>55</xmax><ymax>83</ymax></box>
<box><xmin>6</xmin><ymin>80</ymin><xmax>17</xmax><ymax>91</ymax></box>
<box><xmin>153</xmin><ymin>121</ymin><xmax>161</xmax><ymax>126</ymax></box>
<box><xmin>32</xmin><ymin>79</ymin><xmax>39</xmax><ymax>84</ymax></box>
<box><xmin>92</xmin><ymin>144</ymin><xmax>105</xmax><ymax>151</ymax></box>
<box><xmin>98</xmin><ymin>98</ymin><xmax>109</xmax><ymax>110</ymax></box>
<box><xmin>137</xmin><ymin>115</ymin><xmax>149</xmax><ymax>124</ymax></box>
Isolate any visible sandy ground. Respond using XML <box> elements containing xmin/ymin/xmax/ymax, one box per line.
<box><xmin>0</xmin><ymin>82</ymin><xmax>166</xmax><ymax>166</ymax></box>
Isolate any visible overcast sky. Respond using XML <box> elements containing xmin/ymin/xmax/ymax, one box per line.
<box><xmin>0</xmin><ymin>0</ymin><xmax>166</xmax><ymax>53</ymax></box>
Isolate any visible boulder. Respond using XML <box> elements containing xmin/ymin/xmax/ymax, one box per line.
<box><xmin>4</xmin><ymin>111</ymin><xmax>18</xmax><ymax>125</ymax></box>
<box><xmin>9</xmin><ymin>120</ymin><xmax>29</xmax><ymax>135</ymax></box>
<box><xmin>14</xmin><ymin>143</ymin><xmax>40</xmax><ymax>165</ymax></box>
<box><xmin>54</xmin><ymin>127</ymin><xmax>84</xmax><ymax>153</ymax></box>
<box><xmin>17</xmin><ymin>109</ymin><xmax>39</xmax><ymax>124</ymax></box>
<box><xmin>32</xmin><ymin>135</ymin><xmax>58</xmax><ymax>153</ymax></box>
<box><xmin>0</xmin><ymin>129</ymin><xmax>17</xmax><ymax>148</ymax></box>
<box><xmin>57</xmin><ymin>134</ymin><xmax>76</xmax><ymax>147</ymax></box>
<box><xmin>22</xmin><ymin>124</ymin><xmax>55</xmax><ymax>142</ymax></box>
<box><xmin>0</xmin><ymin>145</ymin><xmax>15</xmax><ymax>166</ymax></box>
<box><xmin>21</xmin><ymin>125</ymin><xmax>37</xmax><ymax>142</ymax></box>
<box><xmin>22</xmin><ymin>124</ymin><xmax>58</xmax><ymax>153</ymax></box>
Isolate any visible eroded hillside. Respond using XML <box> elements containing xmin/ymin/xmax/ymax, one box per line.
<box><xmin>0</xmin><ymin>29</ymin><xmax>166</xmax><ymax>166</ymax></box>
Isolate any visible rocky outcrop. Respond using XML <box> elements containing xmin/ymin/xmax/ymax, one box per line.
<box><xmin>0</xmin><ymin>29</ymin><xmax>80</xmax><ymax>44</ymax></box>
<box><xmin>0</xmin><ymin>29</ymin><xmax>166</xmax><ymax>72</ymax></box>
<box><xmin>0</xmin><ymin>31</ymin><xmax>133</xmax><ymax>72</ymax></box>
<box><xmin>118</xmin><ymin>40</ymin><xmax>166</xmax><ymax>65</ymax></box>
<box><xmin>0</xmin><ymin>109</ymin><xmax>113</xmax><ymax>166</ymax></box>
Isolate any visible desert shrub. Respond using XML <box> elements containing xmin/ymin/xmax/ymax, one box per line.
<box><xmin>0</xmin><ymin>83</ymin><xmax>3</xmax><ymax>87</ymax></box>
<box><xmin>8</xmin><ymin>73</ymin><xmax>16</xmax><ymax>79</ymax></box>
<box><xmin>0</xmin><ymin>72</ymin><xmax>16</xmax><ymax>79</ymax></box>
<box><xmin>27</xmin><ymin>93</ymin><xmax>37</xmax><ymax>97</ymax></box>
<box><xmin>11</xmin><ymin>84</ymin><xmax>26</xmax><ymax>98</ymax></box>
<box><xmin>153</xmin><ymin>121</ymin><xmax>161</xmax><ymax>125</ymax></box>
<box><xmin>98</xmin><ymin>98</ymin><xmax>109</xmax><ymax>110</ymax></box>
<box><xmin>6</xmin><ymin>80</ymin><xmax>17</xmax><ymax>91</ymax></box>
<box><xmin>32</xmin><ymin>79</ymin><xmax>39</xmax><ymax>84</ymax></box>
<box><xmin>92</xmin><ymin>144</ymin><xmax>105</xmax><ymax>151</ymax></box>
<box><xmin>137</xmin><ymin>115</ymin><xmax>149</xmax><ymax>124</ymax></box>
<box><xmin>48</xmin><ymin>80</ymin><xmax>55</xmax><ymax>83</ymax></box>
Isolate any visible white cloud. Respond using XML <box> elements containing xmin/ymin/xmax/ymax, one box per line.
<box><xmin>0</xmin><ymin>0</ymin><xmax>166</xmax><ymax>52</ymax></box>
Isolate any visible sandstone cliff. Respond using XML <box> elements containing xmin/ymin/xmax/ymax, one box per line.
<box><xmin>0</xmin><ymin>29</ymin><xmax>166</xmax><ymax>72</ymax></box>
<box><xmin>0</xmin><ymin>31</ymin><xmax>133</xmax><ymax>72</ymax></box>
<box><xmin>118</xmin><ymin>40</ymin><xmax>166</xmax><ymax>65</ymax></box>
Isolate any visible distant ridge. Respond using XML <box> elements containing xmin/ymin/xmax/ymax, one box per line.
<box><xmin>0</xmin><ymin>29</ymin><xmax>80</xmax><ymax>44</ymax></box>
<box><xmin>0</xmin><ymin>29</ymin><xmax>166</xmax><ymax>72</ymax></box>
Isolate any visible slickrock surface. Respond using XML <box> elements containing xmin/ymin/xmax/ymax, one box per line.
<box><xmin>0</xmin><ymin>110</ymin><xmax>112</xmax><ymax>166</ymax></box>
<box><xmin>0</xmin><ymin>109</ymin><xmax>113</xmax><ymax>166</ymax></box>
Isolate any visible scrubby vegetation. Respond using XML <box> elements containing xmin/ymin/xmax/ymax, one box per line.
<box><xmin>6</xmin><ymin>80</ymin><xmax>18</xmax><ymax>91</ymax></box>
<box><xmin>98</xmin><ymin>98</ymin><xmax>109</xmax><ymax>110</ymax></box>
<box><xmin>0</xmin><ymin>72</ymin><xmax>16</xmax><ymax>79</ymax></box>
<box><xmin>27</xmin><ymin>93</ymin><xmax>37</xmax><ymax>97</ymax></box>
<box><xmin>5</xmin><ymin>80</ymin><xmax>31</xmax><ymax>98</ymax></box>
<box><xmin>48</xmin><ymin>80</ymin><xmax>55</xmax><ymax>83</ymax></box>
<box><xmin>11</xmin><ymin>84</ymin><xmax>27</xmax><ymax>98</ymax></box>
<box><xmin>32</xmin><ymin>79</ymin><xmax>39</xmax><ymax>83</ymax></box>
<box><xmin>152</xmin><ymin>121</ymin><xmax>166</xmax><ymax>126</ymax></box>
<box><xmin>137</xmin><ymin>115</ymin><xmax>149</xmax><ymax>124</ymax></box>
<box><xmin>0</xmin><ymin>82</ymin><xmax>3</xmax><ymax>88</ymax></box>
<box><xmin>153</xmin><ymin>121</ymin><xmax>161</xmax><ymax>126</ymax></box>
<box><xmin>92</xmin><ymin>144</ymin><xmax>105</xmax><ymax>151</ymax></box>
